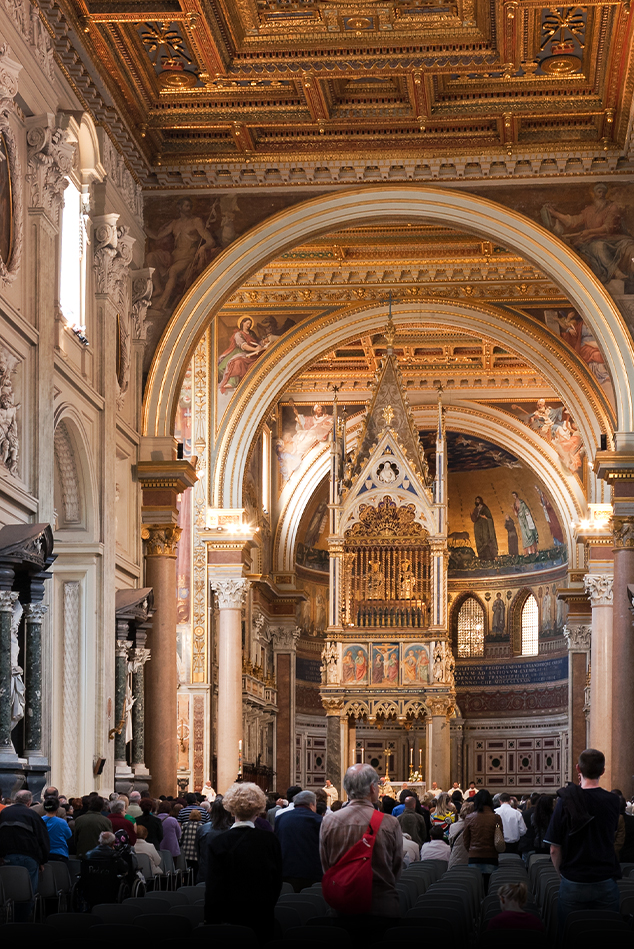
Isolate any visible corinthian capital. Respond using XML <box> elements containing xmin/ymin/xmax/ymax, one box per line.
<box><xmin>22</xmin><ymin>603</ymin><xmax>48</xmax><ymax>623</ymax></box>
<box><xmin>563</xmin><ymin>624</ymin><xmax>591</xmax><ymax>651</ymax></box>
<box><xmin>612</xmin><ymin>516</ymin><xmax>634</xmax><ymax>549</ymax></box>
<box><xmin>210</xmin><ymin>578</ymin><xmax>249</xmax><ymax>609</ymax></box>
<box><xmin>426</xmin><ymin>693</ymin><xmax>454</xmax><ymax>718</ymax></box>
<box><xmin>271</xmin><ymin>625</ymin><xmax>300</xmax><ymax>650</ymax></box>
<box><xmin>141</xmin><ymin>525</ymin><xmax>182</xmax><ymax>557</ymax></box>
<box><xmin>26</xmin><ymin>115</ymin><xmax>75</xmax><ymax>222</ymax></box>
<box><xmin>0</xmin><ymin>590</ymin><xmax>19</xmax><ymax>613</ymax></box>
<box><xmin>584</xmin><ymin>574</ymin><xmax>613</xmax><ymax>606</ymax></box>
<box><xmin>93</xmin><ymin>216</ymin><xmax>136</xmax><ymax>305</ymax></box>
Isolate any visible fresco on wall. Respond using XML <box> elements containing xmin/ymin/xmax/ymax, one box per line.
<box><xmin>296</xmin><ymin>578</ymin><xmax>328</xmax><ymax>637</ymax></box>
<box><xmin>142</xmin><ymin>190</ymin><xmax>323</xmax><ymax>368</ymax></box>
<box><xmin>278</xmin><ymin>402</ymin><xmax>365</xmax><ymax>486</ymax></box>
<box><xmin>402</xmin><ymin>644</ymin><xmax>430</xmax><ymax>685</ymax></box>
<box><xmin>514</xmin><ymin>306</ymin><xmax>615</xmax><ymax>410</ymax></box>
<box><xmin>482</xmin><ymin>399</ymin><xmax>585</xmax><ymax>476</ymax></box>
<box><xmin>420</xmin><ymin>431</ymin><xmax>567</xmax><ymax>578</ymax></box>
<box><xmin>371</xmin><ymin>642</ymin><xmax>399</xmax><ymax>686</ymax></box>
<box><xmin>343</xmin><ymin>645</ymin><xmax>368</xmax><ymax>683</ymax></box>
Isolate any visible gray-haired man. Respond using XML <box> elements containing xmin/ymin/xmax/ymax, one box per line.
<box><xmin>0</xmin><ymin>790</ymin><xmax>50</xmax><ymax>918</ymax></box>
<box><xmin>319</xmin><ymin>764</ymin><xmax>402</xmax><ymax>924</ymax></box>
<box><xmin>275</xmin><ymin>789</ymin><xmax>323</xmax><ymax>891</ymax></box>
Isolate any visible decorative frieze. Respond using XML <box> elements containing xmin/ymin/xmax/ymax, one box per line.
<box><xmin>584</xmin><ymin>574</ymin><xmax>614</xmax><ymax>607</ymax></box>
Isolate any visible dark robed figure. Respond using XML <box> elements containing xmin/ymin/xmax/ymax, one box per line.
<box><xmin>470</xmin><ymin>496</ymin><xmax>498</xmax><ymax>560</ymax></box>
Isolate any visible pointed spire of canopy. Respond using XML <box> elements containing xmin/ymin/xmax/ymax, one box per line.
<box><xmin>349</xmin><ymin>318</ymin><xmax>430</xmax><ymax>485</ymax></box>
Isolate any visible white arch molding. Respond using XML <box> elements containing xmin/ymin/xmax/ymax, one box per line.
<box><xmin>143</xmin><ymin>186</ymin><xmax>634</xmax><ymax>460</ymax></box>
<box><xmin>214</xmin><ymin>300</ymin><xmax>612</xmax><ymax>510</ymax></box>
<box><xmin>273</xmin><ymin>405</ymin><xmax>583</xmax><ymax>575</ymax></box>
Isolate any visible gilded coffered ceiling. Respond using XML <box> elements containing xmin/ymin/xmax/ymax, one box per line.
<box><xmin>60</xmin><ymin>1</ymin><xmax>634</xmax><ymax>177</ymax></box>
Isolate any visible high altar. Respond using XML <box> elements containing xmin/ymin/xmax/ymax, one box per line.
<box><xmin>320</xmin><ymin>321</ymin><xmax>456</xmax><ymax>790</ymax></box>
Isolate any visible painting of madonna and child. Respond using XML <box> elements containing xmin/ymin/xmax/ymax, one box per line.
<box><xmin>420</xmin><ymin>431</ymin><xmax>567</xmax><ymax>578</ymax></box>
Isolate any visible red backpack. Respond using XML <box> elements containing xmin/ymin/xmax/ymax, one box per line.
<box><xmin>322</xmin><ymin>809</ymin><xmax>384</xmax><ymax>915</ymax></box>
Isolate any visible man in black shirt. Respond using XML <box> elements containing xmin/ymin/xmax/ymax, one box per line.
<box><xmin>544</xmin><ymin>748</ymin><xmax>620</xmax><ymax>932</ymax></box>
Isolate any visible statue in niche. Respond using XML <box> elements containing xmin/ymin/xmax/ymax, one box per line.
<box><xmin>492</xmin><ymin>592</ymin><xmax>506</xmax><ymax>634</ymax></box>
<box><xmin>432</xmin><ymin>640</ymin><xmax>455</xmax><ymax>687</ymax></box>
<box><xmin>367</xmin><ymin>560</ymin><xmax>385</xmax><ymax>599</ymax></box>
<box><xmin>321</xmin><ymin>641</ymin><xmax>339</xmax><ymax>685</ymax></box>
<box><xmin>10</xmin><ymin>599</ymin><xmax>25</xmax><ymax>729</ymax></box>
<box><xmin>432</xmin><ymin>643</ymin><xmax>444</xmax><ymax>683</ymax></box>
<box><xmin>399</xmin><ymin>558</ymin><xmax>416</xmax><ymax>599</ymax></box>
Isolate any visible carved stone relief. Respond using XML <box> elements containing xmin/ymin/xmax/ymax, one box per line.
<box><xmin>0</xmin><ymin>344</ymin><xmax>20</xmax><ymax>478</ymax></box>
<box><xmin>54</xmin><ymin>421</ymin><xmax>81</xmax><ymax>527</ymax></box>
<box><xmin>1</xmin><ymin>2</ymin><xmax>54</xmax><ymax>80</ymax></box>
<box><xmin>563</xmin><ymin>624</ymin><xmax>591</xmax><ymax>651</ymax></box>
<box><xmin>26</xmin><ymin>116</ymin><xmax>74</xmax><ymax>222</ymax></box>
<box><xmin>583</xmin><ymin>574</ymin><xmax>613</xmax><ymax>606</ymax></box>
<box><xmin>0</xmin><ymin>45</ymin><xmax>23</xmax><ymax>289</ymax></box>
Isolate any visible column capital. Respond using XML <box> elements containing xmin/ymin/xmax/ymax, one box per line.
<box><xmin>425</xmin><ymin>693</ymin><xmax>455</xmax><ymax>718</ymax></box>
<box><xmin>25</xmin><ymin>114</ymin><xmax>75</xmax><ymax>223</ymax></box>
<box><xmin>211</xmin><ymin>578</ymin><xmax>249</xmax><ymax>609</ymax></box>
<box><xmin>0</xmin><ymin>591</ymin><xmax>19</xmax><ymax>613</ymax></box>
<box><xmin>115</xmin><ymin>639</ymin><xmax>131</xmax><ymax>659</ymax></box>
<box><xmin>563</xmin><ymin>624</ymin><xmax>592</xmax><ymax>651</ymax></box>
<box><xmin>584</xmin><ymin>574</ymin><xmax>613</xmax><ymax>606</ymax></box>
<box><xmin>92</xmin><ymin>215</ymin><xmax>136</xmax><ymax>306</ymax></box>
<box><xmin>22</xmin><ymin>603</ymin><xmax>48</xmax><ymax>623</ymax></box>
<box><xmin>271</xmin><ymin>625</ymin><xmax>301</xmax><ymax>651</ymax></box>
<box><xmin>612</xmin><ymin>515</ymin><xmax>634</xmax><ymax>549</ymax></box>
<box><xmin>141</xmin><ymin>525</ymin><xmax>182</xmax><ymax>557</ymax></box>
<box><xmin>322</xmin><ymin>697</ymin><xmax>345</xmax><ymax>716</ymax></box>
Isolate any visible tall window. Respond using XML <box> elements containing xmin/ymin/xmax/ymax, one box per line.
<box><xmin>59</xmin><ymin>178</ymin><xmax>87</xmax><ymax>336</ymax></box>
<box><xmin>521</xmin><ymin>594</ymin><xmax>539</xmax><ymax>656</ymax></box>
<box><xmin>457</xmin><ymin>597</ymin><xmax>484</xmax><ymax>657</ymax></box>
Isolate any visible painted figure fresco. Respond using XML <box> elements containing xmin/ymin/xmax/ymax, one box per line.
<box><xmin>343</xmin><ymin>645</ymin><xmax>368</xmax><ymax>684</ymax></box>
<box><xmin>470</xmin><ymin>496</ymin><xmax>498</xmax><ymax>560</ymax></box>
<box><xmin>372</xmin><ymin>643</ymin><xmax>399</xmax><ymax>686</ymax></box>
<box><xmin>402</xmin><ymin>644</ymin><xmax>429</xmax><ymax>685</ymax></box>
<box><xmin>512</xmin><ymin>492</ymin><xmax>539</xmax><ymax>554</ymax></box>
<box><xmin>535</xmin><ymin>486</ymin><xmax>564</xmax><ymax>545</ymax></box>
<box><xmin>507</xmin><ymin>399</ymin><xmax>585</xmax><ymax>475</ymax></box>
<box><xmin>491</xmin><ymin>592</ymin><xmax>506</xmax><ymax>635</ymax></box>
<box><xmin>146</xmin><ymin>197</ymin><xmax>218</xmax><ymax>313</ymax></box>
<box><xmin>276</xmin><ymin>401</ymin><xmax>332</xmax><ymax>483</ymax></box>
<box><xmin>218</xmin><ymin>316</ymin><xmax>268</xmax><ymax>395</ymax></box>
<box><xmin>542</xmin><ymin>183</ymin><xmax>634</xmax><ymax>286</ymax></box>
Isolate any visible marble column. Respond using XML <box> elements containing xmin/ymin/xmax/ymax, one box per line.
<box><xmin>143</xmin><ymin>525</ymin><xmax>182</xmax><ymax>796</ymax></box>
<box><xmin>0</xmin><ymin>591</ymin><xmax>19</xmax><ymax>760</ymax></box>
<box><xmin>584</xmin><ymin>574</ymin><xmax>613</xmax><ymax>785</ymax></box>
<box><xmin>131</xmin><ymin>648</ymin><xmax>151</xmax><ymax>774</ymax></box>
<box><xmin>323</xmin><ymin>699</ymin><xmax>344</xmax><ymax>793</ymax></box>
<box><xmin>22</xmin><ymin>603</ymin><xmax>48</xmax><ymax>761</ymax></box>
<box><xmin>611</xmin><ymin>517</ymin><xmax>634</xmax><ymax>796</ymax></box>
<box><xmin>211</xmin><ymin>578</ymin><xmax>249</xmax><ymax>793</ymax></box>
<box><xmin>426</xmin><ymin>695</ymin><xmax>452</xmax><ymax>790</ymax></box>
<box><xmin>114</xmin><ymin>639</ymin><xmax>130</xmax><ymax>770</ymax></box>
<box><xmin>563</xmin><ymin>624</ymin><xmax>591</xmax><ymax>782</ymax></box>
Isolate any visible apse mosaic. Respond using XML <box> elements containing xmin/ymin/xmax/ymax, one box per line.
<box><xmin>420</xmin><ymin>431</ymin><xmax>567</xmax><ymax>579</ymax></box>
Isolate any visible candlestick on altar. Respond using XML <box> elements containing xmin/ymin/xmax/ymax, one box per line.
<box><xmin>383</xmin><ymin>747</ymin><xmax>391</xmax><ymax>779</ymax></box>
<box><xmin>238</xmin><ymin>739</ymin><xmax>243</xmax><ymax>778</ymax></box>
<box><xmin>361</xmin><ymin>747</ymin><xmax>365</xmax><ymax>763</ymax></box>
<box><xmin>419</xmin><ymin>746</ymin><xmax>423</xmax><ymax>770</ymax></box>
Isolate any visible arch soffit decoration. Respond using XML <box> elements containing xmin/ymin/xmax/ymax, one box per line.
<box><xmin>143</xmin><ymin>186</ymin><xmax>634</xmax><ymax>454</ymax></box>
<box><xmin>53</xmin><ymin>405</ymin><xmax>99</xmax><ymax>541</ymax></box>
<box><xmin>224</xmin><ymin>300</ymin><xmax>609</xmax><ymax>512</ymax></box>
<box><xmin>274</xmin><ymin>407</ymin><xmax>582</xmax><ymax>575</ymax></box>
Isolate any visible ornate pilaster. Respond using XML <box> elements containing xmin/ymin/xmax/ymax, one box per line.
<box><xmin>0</xmin><ymin>591</ymin><xmax>20</xmax><ymax>759</ymax></box>
<box><xmin>564</xmin><ymin>623</ymin><xmax>591</xmax><ymax>778</ymax></box>
<box><xmin>22</xmin><ymin>603</ymin><xmax>47</xmax><ymax>760</ymax></box>
<box><xmin>25</xmin><ymin>115</ymin><xmax>75</xmax><ymax>223</ymax></box>
<box><xmin>0</xmin><ymin>45</ymin><xmax>23</xmax><ymax>288</ymax></box>
<box><xmin>131</xmin><ymin>268</ymin><xmax>154</xmax><ymax>342</ymax></box>
<box><xmin>92</xmin><ymin>215</ymin><xmax>135</xmax><ymax>305</ymax></box>
<box><xmin>425</xmin><ymin>692</ymin><xmax>453</xmax><ymax>790</ymax></box>
<box><xmin>583</xmin><ymin>573</ymin><xmax>614</xmax><ymax>782</ymax></box>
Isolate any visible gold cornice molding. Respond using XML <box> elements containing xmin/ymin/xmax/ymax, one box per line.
<box><xmin>137</xmin><ymin>459</ymin><xmax>199</xmax><ymax>493</ymax></box>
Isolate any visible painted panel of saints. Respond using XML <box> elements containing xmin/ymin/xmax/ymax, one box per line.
<box><xmin>371</xmin><ymin>643</ymin><xmax>399</xmax><ymax>686</ymax></box>
<box><xmin>342</xmin><ymin>645</ymin><xmax>368</xmax><ymax>684</ymax></box>
<box><xmin>402</xmin><ymin>644</ymin><xmax>429</xmax><ymax>685</ymax></box>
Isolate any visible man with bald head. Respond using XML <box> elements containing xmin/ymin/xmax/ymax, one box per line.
<box><xmin>320</xmin><ymin>764</ymin><xmax>402</xmax><ymax>924</ymax></box>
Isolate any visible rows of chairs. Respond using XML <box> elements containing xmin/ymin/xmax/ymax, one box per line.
<box><xmin>2</xmin><ymin>851</ymin><xmax>634</xmax><ymax>945</ymax></box>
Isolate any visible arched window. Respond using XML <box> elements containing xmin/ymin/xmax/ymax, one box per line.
<box><xmin>521</xmin><ymin>594</ymin><xmax>539</xmax><ymax>656</ymax></box>
<box><xmin>456</xmin><ymin>597</ymin><xmax>485</xmax><ymax>657</ymax></box>
<box><xmin>59</xmin><ymin>177</ymin><xmax>87</xmax><ymax>337</ymax></box>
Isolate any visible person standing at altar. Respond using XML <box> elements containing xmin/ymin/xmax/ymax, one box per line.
<box><xmin>322</xmin><ymin>780</ymin><xmax>338</xmax><ymax>808</ymax></box>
